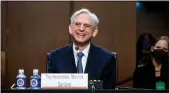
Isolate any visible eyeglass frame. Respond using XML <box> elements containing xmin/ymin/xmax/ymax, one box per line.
<box><xmin>71</xmin><ymin>21</ymin><xmax>95</xmax><ymax>30</ymax></box>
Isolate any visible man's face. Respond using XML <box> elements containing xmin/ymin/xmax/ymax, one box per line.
<box><xmin>69</xmin><ymin>13</ymin><xmax>98</xmax><ymax>44</ymax></box>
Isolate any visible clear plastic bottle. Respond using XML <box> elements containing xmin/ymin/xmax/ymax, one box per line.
<box><xmin>30</xmin><ymin>69</ymin><xmax>41</xmax><ymax>89</ymax></box>
<box><xmin>16</xmin><ymin>69</ymin><xmax>26</xmax><ymax>89</ymax></box>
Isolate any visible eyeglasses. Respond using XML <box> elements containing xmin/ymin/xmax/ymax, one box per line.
<box><xmin>72</xmin><ymin>22</ymin><xmax>94</xmax><ymax>30</ymax></box>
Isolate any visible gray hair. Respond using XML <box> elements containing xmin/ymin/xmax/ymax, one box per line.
<box><xmin>70</xmin><ymin>8</ymin><xmax>99</xmax><ymax>29</ymax></box>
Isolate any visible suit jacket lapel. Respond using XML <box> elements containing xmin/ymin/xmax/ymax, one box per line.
<box><xmin>67</xmin><ymin>44</ymin><xmax>77</xmax><ymax>73</ymax></box>
<box><xmin>85</xmin><ymin>43</ymin><xmax>96</xmax><ymax>73</ymax></box>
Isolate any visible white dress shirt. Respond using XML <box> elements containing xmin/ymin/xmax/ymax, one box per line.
<box><xmin>73</xmin><ymin>43</ymin><xmax>90</xmax><ymax>73</ymax></box>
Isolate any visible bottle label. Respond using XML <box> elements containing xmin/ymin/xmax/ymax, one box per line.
<box><xmin>16</xmin><ymin>78</ymin><xmax>26</xmax><ymax>88</ymax></box>
<box><xmin>30</xmin><ymin>77</ymin><xmax>41</xmax><ymax>89</ymax></box>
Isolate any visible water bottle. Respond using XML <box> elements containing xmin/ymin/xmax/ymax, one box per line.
<box><xmin>30</xmin><ymin>69</ymin><xmax>41</xmax><ymax>89</ymax></box>
<box><xmin>16</xmin><ymin>69</ymin><xmax>26</xmax><ymax>89</ymax></box>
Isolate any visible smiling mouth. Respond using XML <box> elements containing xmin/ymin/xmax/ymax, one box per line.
<box><xmin>77</xmin><ymin>33</ymin><xmax>85</xmax><ymax>36</ymax></box>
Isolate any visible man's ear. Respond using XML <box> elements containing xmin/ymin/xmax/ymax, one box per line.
<box><xmin>69</xmin><ymin>25</ymin><xmax>72</xmax><ymax>35</ymax></box>
<box><xmin>92</xmin><ymin>28</ymin><xmax>98</xmax><ymax>37</ymax></box>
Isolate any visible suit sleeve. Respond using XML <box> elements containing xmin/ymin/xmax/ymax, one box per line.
<box><xmin>101</xmin><ymin>54</ymin><xmax>117</xmax><ymax>89</ymax></box>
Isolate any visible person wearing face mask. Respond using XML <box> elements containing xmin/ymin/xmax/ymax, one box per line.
<box><xmin>136</xmin><ymin>33</ymin><xmax>156</xmax><ymax>67</ymax></box>
<box><xmin>133</xmin><ymin>36</ymin><xmax>169</xmax><ymax>89</ymax></box>
<box><xmin>47</xmin><ymin>8</ymin><xmax>117</xmax><ymax>89</ymax></box>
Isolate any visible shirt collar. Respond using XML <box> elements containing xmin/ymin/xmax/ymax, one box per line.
<box><xmin>73</xmin><ymin>43</ymin><xmax>90</xmax><ymax>57</ymax></box>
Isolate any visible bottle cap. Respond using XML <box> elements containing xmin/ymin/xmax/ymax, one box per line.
<box><xmin>19</xmin><ymin>69</ymin><xmax>24</xmax><ymax>74</ymax></box>
<box><xmin>33</xmin><ymin>69</ymin><xmax>38</xmax><ymax>74</ymax></box>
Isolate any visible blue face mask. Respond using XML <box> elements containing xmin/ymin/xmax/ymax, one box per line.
<box><xmin>143</xmin><ymin>42</ymin><xmax>152</xmax><ymax>49</ymax></box>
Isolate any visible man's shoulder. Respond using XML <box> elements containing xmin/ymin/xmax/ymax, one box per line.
<box><xmin>49</xmin><ymin>45</ymin><xmax>71</xmax><ymax>56</ymax></box>
<box><xmin>92</xmin><ymin>44</ymin><xmax>115</xmax><ymax>57</ymax></box>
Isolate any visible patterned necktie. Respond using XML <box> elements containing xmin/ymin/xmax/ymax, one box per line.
<box><xmin>77</xmin><ymin>52</ymin><xmax>84</xmax><ymax>73</ymax></box>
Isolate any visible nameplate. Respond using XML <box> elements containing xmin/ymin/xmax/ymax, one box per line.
<box><xmin>41</xmin><ymin>73</ymin><xmax>88</xmax><ymax>89</ymax></box>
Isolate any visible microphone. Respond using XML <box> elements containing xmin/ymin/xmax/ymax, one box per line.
<box><xmin>75</xmin><ymin>46</ymin><xmax>79</xmax><ymax>50</ymax></box>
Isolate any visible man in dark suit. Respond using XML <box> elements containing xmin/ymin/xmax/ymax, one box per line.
<box><xmin>47</xmin><ymin>8</ymin><xmax>117</xmax><ymax>89</ymax></box>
